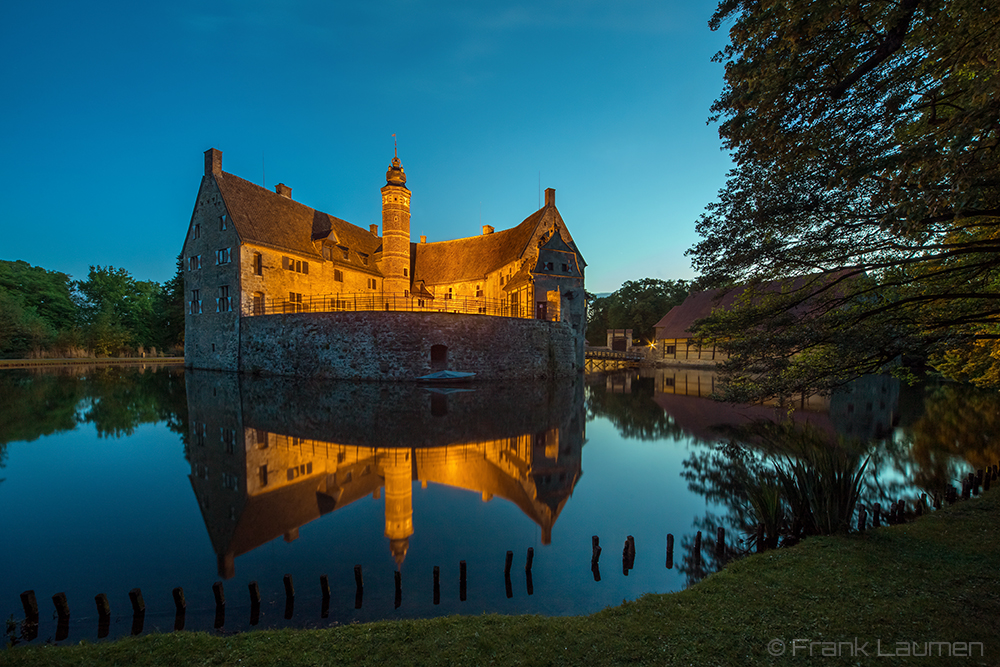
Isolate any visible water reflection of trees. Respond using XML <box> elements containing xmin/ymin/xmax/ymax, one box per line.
<box><xmin>585</xmin><ymin>374</ymin><xmax>685</xmax><ymax>440</ymax></box>
<box><xmin>896</xmin><ymin>383</ymin><xmax>1000</xmax><ymax>493</ymax></box>
<box><xmin>0</xmin><ymin>365</ymin><xmax>187</xmax><ymax>445</ymax></box>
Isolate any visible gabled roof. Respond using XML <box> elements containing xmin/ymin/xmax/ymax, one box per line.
<box><xmin>213</xmin><ymin>171</ymin><xmax>381</xmax><ymax>261</ymax></box>
<box><xmin>654</xmin><ymin>272</ymin><xmax>853</xmax><ymax>340</ymax></box>
<box><xmin>411</xmin><ymin>208</ymin><xmax>546</xmax><ymax>286</ymax></box>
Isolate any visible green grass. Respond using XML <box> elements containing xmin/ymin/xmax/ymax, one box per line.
<box><xmin>5</xmin><ymin>491</ymin><xmax>999</xmax><ymax>666</ymax></box>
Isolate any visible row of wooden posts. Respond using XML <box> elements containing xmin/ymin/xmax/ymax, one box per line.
<box><xmin>22</xmin><ymin>465</ymin><xmax>995</xmax><ymax>643</ymax></box>
<box><xmin>17</xmin><ymin>530</ymin><xmax>723</xmax><ymax>641</ymax></box>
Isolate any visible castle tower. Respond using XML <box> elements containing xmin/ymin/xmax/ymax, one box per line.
<box><xmin>380</xmin><ymin>149</ymin><xmax>411</xmax><ymax>295</ymax></box>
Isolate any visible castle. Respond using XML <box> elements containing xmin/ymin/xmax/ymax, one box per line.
<box><xmin>182</xmin><ymin>148</ymin><xmax>587</xmax><ymax>379</ymax></box>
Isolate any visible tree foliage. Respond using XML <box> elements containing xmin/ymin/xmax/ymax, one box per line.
<box><xmin>586</xmin><ymin>278</ymin><xmax>690</xmax><ymax>345</ymax></box>
<box><xmin>690</xmin><ymin>0</ymin><xmax>1000</xmax><ymax>398</ymax></box>
<box><xmin>0</xmin><ymin>258</ymin><xmax>184</xmax><ymax>358</ymax></box>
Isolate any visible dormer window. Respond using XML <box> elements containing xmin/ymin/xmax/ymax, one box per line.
<box><xmin>360</xmin><ymin>254</ymin><xmax>369</xmax><ymax>266</ymax></box>
<box><xmin>322</xmin><ymin>246</ymin><xmax>332</xmax><ymax>260</ymax></box>
<box><xmin>339</xmin><ymin>246</ymin><xmax>349</xmax><ymax>260</ymax></box>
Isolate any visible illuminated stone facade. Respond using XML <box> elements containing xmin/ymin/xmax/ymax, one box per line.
<box><xmin>182</xmin><ymin>148</ymin><xmax>587</xmax><ymax>377</ymax></box>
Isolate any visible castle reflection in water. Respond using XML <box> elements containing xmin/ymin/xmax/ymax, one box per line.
<box><xmin>184</xmin><ymin>371</ymin><xmax>586</xmax><ymax>579</ymax></box>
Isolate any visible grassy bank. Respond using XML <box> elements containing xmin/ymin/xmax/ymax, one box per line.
<box><xmin>4</xmin><ymin>491</ymin><xmax>998</xmax><ymax>666</ymax></box>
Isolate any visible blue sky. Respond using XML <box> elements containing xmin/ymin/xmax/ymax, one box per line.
<box><xmin>1</xmin><ymin>0</ymin><xmax>731</xmax><ymax>293</ymax></box>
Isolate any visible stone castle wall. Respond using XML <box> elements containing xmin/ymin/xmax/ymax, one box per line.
<box><xmin>193</xmin><ymin>311</ymin><xmax>585</xmax><ymax>380</ymax></box>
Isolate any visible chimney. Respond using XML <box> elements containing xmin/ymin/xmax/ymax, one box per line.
<box><xmin>420</xmin><ymin>235</ymin><xmax>427</xmax><ymax>244</ymax></box>
<box><xmin>482</xmin><ymin>225</ymin><xmax>494</xmax><ymax>235</ymax></box>
<box><xmin>275</xmin><ymin>183</ymin><xmax>292</xmax><ymax>199</ymax></box>
<box><xmin>544</xmin><ymin>188</ymin><xmax>555</xmax><ymax>207</ymax></box>
<box><xmin>370</xmin><ymin>224</ymin><xmax>379</xmax><ymax>235</ymax></box>
<box><xmin>204</xmin><ymin>148</ymin><xmax>222</xmax><ymax>176</ymax></box>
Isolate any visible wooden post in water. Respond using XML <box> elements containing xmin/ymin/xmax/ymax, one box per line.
<box><xmin>20</xmin><ymin>590</ymin><xmax>39</xmax><ymax>624</ymax></box>
<box><xmin>95</xmin><ymin>593</ymin><xmax>111</xmax><ymax>638</ymax></box>
<box><xmin>858</xmin><ymin>507</ymin><xmax>867</xmax><ymax>533</ymax></box>
<box><xmin>460</xmin><ymin>560</ymin><xmax>467</xmax><ymax>602</ymax></box>
<box><xmin>213</xmin><ymin>581</ymin><xmax>226</xmax><ymax>629</ymax></box>
<box><xmin>173</xmin><ymin>587</ymin><xmax>186</xmax><ymax>632</ymax></box>
<box><xmin>53</xmin><ymin>593</ymin><xmax>70</xmax><ymax>642</ymax></box>
<box><xmin>354</xmin><ymin>565</ymin><xmax>364</xmax><ymax>609</ymax></box>
<box><xmin>525</xmin><ymin>547</ymin><xmax>534</xmax><ymax>573</ymax></box>
<box><xmin>283</xmin><ymin>574</ymin><xmax>295</xmax><ymax>620</ymax></box>
<box><xmin>394</xmin><ymin>570</ymin><xmax>402</xmax><ymax>610</ymax></box>
<box><xmin>591</xmin><ymin>536</ymin><xmax>602</xmax><ymax>567</ymax></box>
<box><xmin>505</xmin><ymin>550</ymin><xmax>514</xmax><ymax>598</ymax></box>
<box><xmin>248</xmin><ymin>582</ymin><xmax>261</xmax><ymax>625</ymax></box>
<box><xmin>433</xmin><ymin>566</ymin><xmax>441</xmax><ymax>605</ymax></box>
<box><xmin>666</xmin><ymin>534</ymin><xmax>674</xmax><ymax>568</ymax></box>
<box><xmin>872</xmin><ymin>503</ymin><xmax>881</xmax><ymax>528</ymax></box>
<box><xmin>715</xmin><ymin>527</ymin><xmax>725</xmax><ymax>561</ymax></box>
<box><xmin>320</xmin><ymin>575</ymin><xmax>331</xmax><ymax>602</ymax></box>
<box><xmin>756</xmin><ymin>523</ymin><xmax>765</xmax><ymax>552</ymax></box>
<box><xmin>52</xmin><ymin>592</ymin><xmax>70</xmax><ymax>620</ymax></box>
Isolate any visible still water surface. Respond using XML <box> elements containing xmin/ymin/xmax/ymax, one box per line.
<box><xmin>0</xmin><ymin>364</ymin><xmax>989</xmax><ymax>643</ymax></box>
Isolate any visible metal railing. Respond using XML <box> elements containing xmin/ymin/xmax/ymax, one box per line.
<box><xmin>248</xmin><ymin>292</ymin><xmax>558</xmax><ymax>321</ymax></box>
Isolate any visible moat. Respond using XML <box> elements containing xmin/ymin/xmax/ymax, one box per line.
<box><xmin>1</xmin><ymin>364</ymin><xmax>991</xmax><ymax>643</ymax></box>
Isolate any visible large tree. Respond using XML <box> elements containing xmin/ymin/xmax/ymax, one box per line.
<box><xmin>689</xmin><ymin>0</ymin><xmax>1000</xmax><ymax>400</ymax></box>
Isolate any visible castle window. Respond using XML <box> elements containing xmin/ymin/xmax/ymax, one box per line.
<box><xmin>418</xmin><ymin>299</ymin><xmax>425</xmax><ymax>307</ymax></box>
<box><xmin>322</xmin><ymin>246</ymin><xmax>332</xmax><ymax>260</ymax></box>
<box><xmin>445</xmin><ymin>288</ymin><xmax>453</xmax><ymax>300</ymax></box>
<box><xmin>288</xmin><ymin>292</ymin><xmax>304</xmax><ymax>313</ymax></box>
<box><xmin>403</xmin><ymin>268</ymin><xmax>408</xmax><ymax>277</ymax></box>
<box><xmin>217</xmin><ymin>285</ymin><xmax>232</xmax><ymax>312</ymax></box>
<box><xmin>544</xmin><ymin>261</ymin><xmax>553</xmax><ymax>271</ymax></box>
<box><xmin>253</xmin><ymin>291</ymin><xmax>265</xmax><ymax>315</ymax></box>
<box><xmin>295</xmin><ymin>260</ymin><xmax>302</xmax><ymax>272</ymax></box>
<box><xmin>666</xmin><ymin>345</ymin><xmax>676</xmax><ymax>355</ymax></box>
<box><xmin>476</xmin><ymin>285</ymin><xmax>483</xmax><ymax>297</ymax></box>
<box><xmin>188</xmin><ymin>255</ymin><xmax>201</xmax><ymax>271</ymax></box>
<box><xmin>259</xmin><ymin>465</ymin><xmax>268</xmax><ymax>487</ymax></box>
<box><xmin>219</xmin><ymin>214</ymin><xmax>227</xmax><ymax>231</ymax></box>
<box><xmin>368</xmin><ymin>278</ymin><xmax>377</xmax><ymax>290</ymax></box>
<box><xmin>302</xmin><ymin>261</ymin><xmax>308</xmax><ymax>274</ymax></box>
<box><xmin>222</xmin><ymin>428</ymin><xmax>236</xmax><ymax>454</ymax></box>
<box><xmin>561</xmin><ymin>263</ymin><xmax>569</xmax><ymax>273</ymax></box>
<box><xmin>193</xmin><ymin>223</ymin><xmax>201</xmax><ymax>239</ymax></box>
<box><xmin>360</xmin><ymin>254</ymin><xmax>369</xmax><ymax>266</ymax></box>
<box><xmin>500</xmin><ymin>275</ymin><xmax>504</xmax><ymax>285</ymax></box>
<box><xmin>189</xmin><ymin>290</ymin><xmax>202</xmax><ymax>314</ymax></box>
<box><xmin>339</xmin><ymin>246</ymin><xmax>349</xmax><ymax>260</ymax></box>
<box><xmin>254</xmin><ymin>252</ymin><xmax>263</xmax><ymax>275</ymax></box>
<box><xmin>334</xmin><ymin>269</ymin><xmax>344</xmax><ymax>282</ymax></box>
<box><xmin>216</xmin><ymin>247</ymin><xmax>231</xmax><ymax>265</ymax></box>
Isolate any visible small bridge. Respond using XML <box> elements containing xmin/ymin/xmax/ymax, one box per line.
<box><xmin>584</xmin><ymin>348</ymin><xmax>646</xmax><ymax>371</ymax></box>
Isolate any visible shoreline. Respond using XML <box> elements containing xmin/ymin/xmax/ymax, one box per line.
<box><xmin>0</xmin><ymin>357</ymin><xmax>184</xmax><ymax>369</ymax></box>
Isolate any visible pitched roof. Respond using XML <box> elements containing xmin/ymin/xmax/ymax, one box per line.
<box><xmin>214</xmin><ymin>171</ymin><xmax>381</xmax><ymax>261</ymax></box>
<box><xmin>411</xmin><ymin>208</ymin><xmax>545</xmax><ymax>285</ymax></box>
<box><xmin>654</xmin><ymin>272</ymin><xmax>853</xmax><ymax>339</ymax></box>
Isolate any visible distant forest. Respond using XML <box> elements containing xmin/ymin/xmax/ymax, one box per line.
<box><xmin>0</xmin><ymin>257</ymin><xmax>184</xmax><ymax>359</ymax></box>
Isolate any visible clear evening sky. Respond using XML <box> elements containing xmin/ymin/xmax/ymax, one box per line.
<box><xmin>1</xmin><ymin>0</ymin><xmax>731</xmax><ymax>293</ymax></box>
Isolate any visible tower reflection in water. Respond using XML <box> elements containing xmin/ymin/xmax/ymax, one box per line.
<box><xmin>184</xmin><ymin>371</ymin><xmax>585</xmax><ymax>579</ymax></box>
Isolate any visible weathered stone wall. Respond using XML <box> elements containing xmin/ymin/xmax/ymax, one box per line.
<box><xmin>238</xmin><ymin>311</ymin><xmax>584</xmax><ymax>380</ymax></box>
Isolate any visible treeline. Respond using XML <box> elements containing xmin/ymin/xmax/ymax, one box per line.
<box><xmin>585</xmin><ymin>278</ymin><xmax>692</xmax><ymax>346</ymax></box>
<box><xmin>0</xmin><ymin>257</ymin><xmax>184</xmax><ymax>359</ymax></box>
